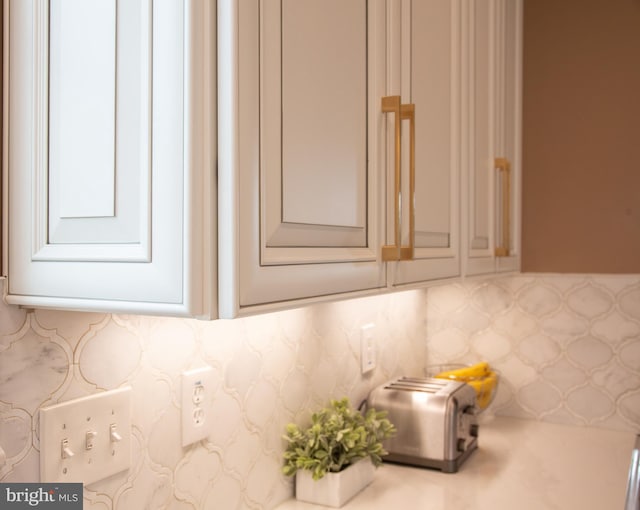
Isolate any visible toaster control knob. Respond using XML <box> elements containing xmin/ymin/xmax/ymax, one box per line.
<box><xmin>457</xmin><ymin>438</ymin><xmax>467</xmax><ymax>452</ymax></box>
<box><xmin>470</xmin><ymin>423</ymin><xmax>479</xmax><ymax>438</ymax></box>
<box><xmin>462</xmin><ymin>405</ymin><xmax>477</xmax><ymax>416</ymax></box>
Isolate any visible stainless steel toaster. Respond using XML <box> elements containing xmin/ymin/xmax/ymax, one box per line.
<box><xmin>368</xmin><ymin>376</ymin><xmax>479</xmax><ymax>473</ymax></box>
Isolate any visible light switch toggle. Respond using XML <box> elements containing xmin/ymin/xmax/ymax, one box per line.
<box><xmin>61</xmin><ymin>439</ymin><xmax>74</xmax><ymax>459</ymax></box>
<box><xmin>85</xmin><ymin>430</ymin><xmax>97</xmax><ymax>450</ymax></box>
<box><xmin>110</xmin><ymin>424</ymin><xmax>122</xmax><ymax>443</ymax></box>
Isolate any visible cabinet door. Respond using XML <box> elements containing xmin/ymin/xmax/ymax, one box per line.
<box><xmin>390</xmin><ymin>0</ymin><xmax>462</xmax><ymax>287</ymax></box>
<box><xmin>462</xmin><ymin>0</ymin><xmax>521</xmax><ymax>276</ymax></box>
<box><xmin>6</xmin><ymin>0</ymin><xmax>215</xmax><ymax>316</ymax></box>
<box><xmin>218</xmin><ymin>0</ymin><xmax>387</xmax><ymax>317</ymax></box>
<box><xmin>495</xmin><ymin>0</ymin><xmax>521</xmax><ymax>273</ymax></box>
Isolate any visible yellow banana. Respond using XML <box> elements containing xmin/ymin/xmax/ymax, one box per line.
<box><xmin>434</xmin><ymin>361</ymin><xmax>490</xmax><ymax>380</ymax></box>
<box><xmin>434</xmin><ymin>362</ymin><xmax>497</xmax><ymax>409</ymax></box>
<box><xmin>471</xmin><ymin>370</ymin><xmax>498</xmax><ymax>409</ymax></box>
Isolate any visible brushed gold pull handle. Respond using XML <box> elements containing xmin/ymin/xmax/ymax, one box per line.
<box><xmin>495</xmin><ymin>157</ymin><xmax>511</xmax><ymax>257</ymax></box>
<box><xmin>381</xmin><ymin>96</ymin><xmax>415</xmax><ymax>261</ymax></box>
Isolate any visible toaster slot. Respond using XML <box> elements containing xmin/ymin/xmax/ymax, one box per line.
<box><xmin>384</xmin><ymin>377</ymin><xmax>450</xmax><ymax>393</ymax></box>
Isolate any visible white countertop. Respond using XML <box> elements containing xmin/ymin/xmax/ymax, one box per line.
<box><xmin>275</xmin><ymin>416</ymin><xmax>636</xmax><ymax>510</ymax></box>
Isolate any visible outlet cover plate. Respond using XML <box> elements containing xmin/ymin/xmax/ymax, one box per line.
<box><xmin>361</xmin><ymin>323</ymin><xmax>377</xmax><ymax>374</ymax></box>
<box><xmin>40</xmin><ymin>387</ymin><xmax>132</xmax><ymax>486</ymax></box>
<box><xmin>181</xmin><ymin>366</ymin><xmax>214</xmax><ymax>446</ymax></box>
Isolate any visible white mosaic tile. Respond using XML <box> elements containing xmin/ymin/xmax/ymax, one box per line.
<box><xmin>496</xmin><ymin>357</ymin><xmax>537</xmax><ymax>388</ymax></box>
<box><xmin>427</xmin><ymin>283</ymin><xmax>468</xmax><ymax>314</ymax></box>
<box><xmin>447</xmin><ymin>305</ymin><xmax>491</xmax><ymax>334</ymax></box>
<box><xmin>470</xmin><ymin>282</ymin><xmax>513</xmax><ymax>315</ymax></box>
<box><xmin>471</xmin><ymin>331</ymin><xmax>512</xmax><ymax>360</ymax></box>
<box><xmin>516</xmin><ymin>284</ymin><xmax>563</xmax><ymax>317</ymax></box>
<box><xmin>540</xmin><ymin>358</ymin><xmax>588</xmax><ymax>392</ymax></box>
<box><xmin>619</xmin><ymin>339</ymin><xmax>640</xmax><ymax>371</ymax></box>
<box><xmin>517</xmin><ymin>333</ymin><xmax>561</xmax><ymax>367</ymax></box>
<box><xmin>174</xmin><ymin>448</ymin><xmax>222</xmax><ymax>505</ymax></box>
<box><xmin>592</xmin><ymin>362</ymin><xmax>640</xmax><ymax>398</ymax></box>
<box><xmin>619</xmin><ymin>391</ymin><xmax>640</xmax><ymax>426</ymax></box>
<box><xmin>493</xmin><ymin>307</ymin><xmax>538</xmax><ymax>340</ymax></box>
<box><xmin>1</xmin><ymin>273</ymin><xmax>640</xmax><ymax>510</ymax></box>
<box><xmin>591</xmin><ymin>275</ymin><xmax>640</xmax><ymax>295</ymax></box>
<box><xmin>428</xmin><ymin>328</ymin><xmax>470</xmax><ymax>359</ymax></box>
<box><xmin>144</xmin><ymin>317</ymin><xmax>199</xmax><ymax>376</ymax></box>
<box><xmin>203</xmin><ymin>473</ymin><xmax>243</xmax><ymax>509</ymax></box>
<box><xmin>208</xmin><ymin>390</ymin><xmax>243</xmax><ymax>447</ymax></box>
<box><xmin>541</xmin><ymin>310</ymin><xmax>589</xmax><ymax>343</ymax></box>
<box><xmin>618</xmin><ymin>287</ymin><xmax>640</xmax><ymax>321</ymax></box>
<box><xmin>426</xmin><ymin>274</ymin><xmax>640</xmax><ymax>433</ymax></box>
<box><xmin>566</xmin><ymin>386</ymin><xmax>615</xmax><ymax>423</ymax></box>
<box><xmin>245</xmin><ymin>380</ymin><xmax>280</xmax><ymax>431</ymax></box>
<box><xmin>33</xmin><ymin>309</ymin><xmax>106</xmax><ymax>350</ymax></box>
<box><xmin>591</xmin><ymin>310</ymin><xmax>640</xmax><ymax>344</ymax></box>
<box><xmin>565</xmin><ymin>284</ymin><xmax>614</xmax><ymax>319</ymax></box>
<box><xmin>566</xmin><ymin>336</ymin><xmax>613</xmax><ymax>370</ymax></box>
<box><xmin>77</xmin><ymin>317</ymin><xmax>142</xmax><ymax>389</ymax></box>
<box><xmin>0</xmin><ymin>303</ymin><xmax>27</xmax><ymax>339</ymax></box>
<box><xmin>517</xmin><ymin>381</ymin><xmax>562</xmax><ymax>416</ymax></box>
<box><xmin>0</xmin><ymin>322</ymin><xmax>70</xmax><ymax>413</ymax></box>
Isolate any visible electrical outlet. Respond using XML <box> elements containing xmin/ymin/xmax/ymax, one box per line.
<box><xmin>181</xmin><ymin>366</ymin><xmax>214</xmax><ymax>446</ymax></box>
<box><xmin>39</xmin><ymin>387</ymin><xmax>132</xmax><ymax>485</ymax></box>
<box><xmin>361</xmin><ymin>323</ymin><xmax>377</xmax><ymax>374</ymax></box>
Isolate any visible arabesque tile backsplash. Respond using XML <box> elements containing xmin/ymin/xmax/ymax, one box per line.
<box><xmin>0</xmin><ymin>280</ymin><xmax>427</xmax><ymax>509</ymax></box>
<box><xmin>1</xmin><ymin>274</ymin><xmax>639</xmax><ymax>509</ymax></box>
<box><xmin>427</xmin><ymin>274</ymin><xmax>640</xmax><ymax>431</ymax></box>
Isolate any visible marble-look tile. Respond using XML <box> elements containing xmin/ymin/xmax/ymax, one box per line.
<box><xmin>540</xmin><ymin>358</ymin><xmax>588</xmax><ymax>392</ymax></box>
<box><xmin>619</xmin><ymin>286</ymin><xmax>640</xmax><ymax>320</ymax></box>
<box><xmin>426</xmin><ymin>273</ymin><xmax>640</xmax><ymax>433</ymax></box>
<box><xmin>565</xmin><ymin>283</ymin><xmax>614</xmax><ymax>319</ymax></box>
<box><xmin>2</xmin><ymin>273</ymin><xmax>640</xmax><ymax>510</ymax></box>
<box><xmin>516</xmin><ymin>285</ymin><xmax>562</xmax><ymax>317</ymax></box>
<box><xmin>517</xmin><ymin>333</ymin><xmax>561</xmax><ymax>367</ymax></box>
<box><xmin>591</xmin><ymin>310</ymin><xmax>640</xmax><ymax>343</ymax></box>
<box><xmin>566</xmin><ymin>386</ymin><xmax>615</xmax><ymax>423</ymax></box>
<box><xmin>566</xmin><ymin>336</ymin><xmax>613</xmax><ymax>369</ymax></box>
<box><xmin>77</xmin><ymin>317</ymin><xmax>142</xmax><ymax>389</ymax></box>
<box><xmin>517</xmin><ymin>381</ymin><xmax>562</xmax><ymax>416</ymax></box>
<box><xmin>0</xmin><ymin>319</ymin><xmax>70</xmax><ymax>413</ymax></box>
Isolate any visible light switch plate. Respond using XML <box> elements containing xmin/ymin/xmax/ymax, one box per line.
<box><xmin>181</xmin><ymin>366</ymin><xmax>214</xmax><ymax>446</ymax></box>
<box><xmin>40</xmin><ymin>387</ymin><xmax>132</xmax><ymax>486</ymax></box>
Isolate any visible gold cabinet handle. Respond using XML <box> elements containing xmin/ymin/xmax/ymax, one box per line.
<box><xmin>381</xmin><ymin>96</ymin><xmax>416</xmax><ymax>262</ymax></box>
<box><xmin>494</xmin><ymin>157</ymin><xmax>511</xmax><ymax>257</ymax></box>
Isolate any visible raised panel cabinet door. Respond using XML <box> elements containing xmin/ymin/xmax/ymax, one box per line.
<box><xmin>6</xmin><ymin>0</ymin><xmax>215</xmax><ymax>316</ymax></box>
<box><xmin>462</xmin><ymin>0</ymin><xmax>521</xmax><ymax>276</ymax></box>
<box><xmin>391</xmin><ymin>0</ymin><xmax>462</xmax><ymax>287</ymax></box>
<box><xmin>218</xmin><ymin>0</ymin><xmax>387</xmax><ymax>316</ymax></box>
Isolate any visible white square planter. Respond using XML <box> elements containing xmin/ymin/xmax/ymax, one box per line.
<box><xmin>295</xmin><ymin>458</ymin><xmax>376</xmax><ymax>508</ymax></box>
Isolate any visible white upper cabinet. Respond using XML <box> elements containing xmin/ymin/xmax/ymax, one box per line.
<box><xmin>5</xmin><ymin>0</ymin><xmax>216</xmax><ymax>317</ymax></box>
<box><xmin>218</xmin><ymin>0</ymin><xmax>466</xmax><ymax>317</ymax></box>
<box><xmin>462</xmin><ymin>0</ymin><xmax>522</xmax><ymax>276</ymax></box>
<box><xmin>4</xmin><ymin>0</ymin><xmax>521</xmax><ymax>318</ymax></box>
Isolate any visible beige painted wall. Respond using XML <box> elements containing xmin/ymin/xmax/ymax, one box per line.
<box><xmin>522</xmin><ymin>0</ymin><xmax>640</xmax><ymax>273</ymax></box>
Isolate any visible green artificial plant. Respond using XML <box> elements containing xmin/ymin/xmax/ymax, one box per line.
<box><xmin>282</xmin><ymin>397</ymin><xmax>396</xmax><ymax>481</ymax></box>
